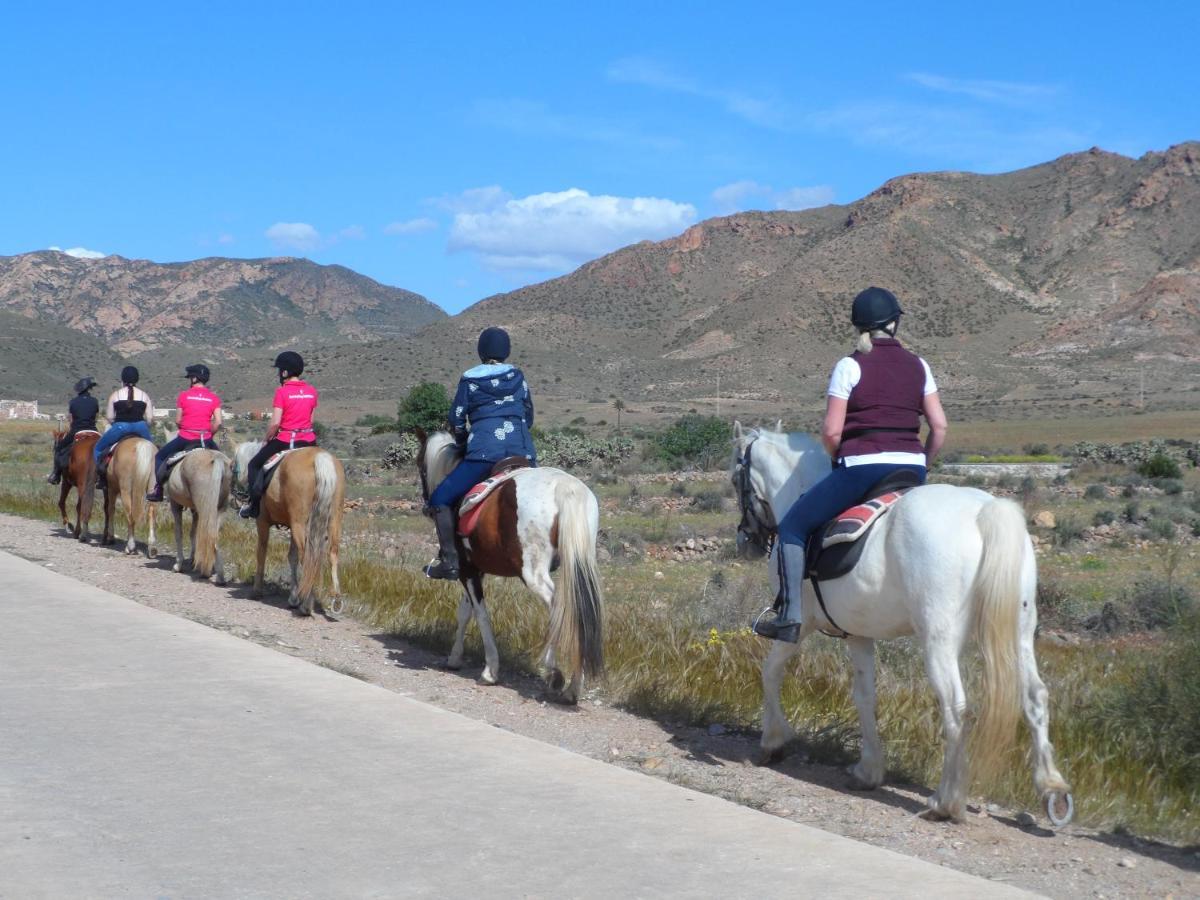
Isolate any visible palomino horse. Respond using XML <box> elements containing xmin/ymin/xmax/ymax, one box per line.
<box><xmin>416</xmin><ymin>430</ymin><xmax>603</xmax><ymax>703</ymax></box>
<box><xmin>51</xmin><ymin>428</ymin><xmax>99</xmax><ymax>541</ymax></box>
<box><xmin>162</xmin><ymin>428</ymin><xmax>232</xmax><ymax>584</ymax></box>
<box><xmin>731</xmin><ymin>424</ymin><xmax>1073</xmax><ymax>826</ymax></box>
<box><xmin>101</xmin><ymin>437</ymin><xmax>158</xmax><ymax>556</ymax></box>
<box><xmin>235</xmin><ymin>441</ymin><xmax>345</xmax><ymax>617</ymax></box>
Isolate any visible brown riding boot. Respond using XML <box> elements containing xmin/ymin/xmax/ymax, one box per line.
<box><xmin>423</xmin><ymin>506</ymin><xmax>461</xmax><ymax>580</ymax></box>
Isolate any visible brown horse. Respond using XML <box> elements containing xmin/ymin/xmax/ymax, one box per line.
<box><xmin>101</xmin><ymin>437</ymin><xmax>158</xmax><ymax>556</ymax></box>
<box><xmin>235</xmin><ymin>442</ymin><xmax>345</xmax><ymax>616</ymax></box>
<box><xmin>52</xmin><ymin>428</ymin><xmax>99</xmax><ymax>541</ymax></box>
<box><xmin>164</xmin><ymin>440</ymin><xmax>232</xmax><ymax>583</ymax></box>
<box><xmin>416</xmin><ymin>430</ymin><xmax>603</xmax><ymax>703</ymax></box>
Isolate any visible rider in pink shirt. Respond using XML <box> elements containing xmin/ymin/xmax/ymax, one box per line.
<box><xmin>239</xmin><ymin>351</ymin><xmax>320</xmax><ymax>518</ymax></box>
<box><xmin>147</xmin><ymin>364</ymin><xmax>223</xmax><ymax>501</ymax></box>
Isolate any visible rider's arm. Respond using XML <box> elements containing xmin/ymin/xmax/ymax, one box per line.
<box><xmin>105</xmin><ymin>391</ymin><xmax>116</xmax><ymax>423</ymax></box>
<box><xmin>449</xmin><ymin>380</ymin><xmax>469</xmax><ymax>440</ymax></box>
<box><xmin>143</xmin><ymin>392</ymin><xmax>155</xmax><ymax>425</ymax></box>
<box><xmin>265</xmin><ymin>407</ymin><xmax>282</xmax><ymax>442</ymax></box>
<box><xmin>211</xmin><ymin>406</ymin><xmax>223</xmax><ymax>433</ymax></box>
<box><xmin>921</xmin><ymin>392</ymin><xmax>947</xmax><ymax>466</ymax></box>
<box><xmin>821</xmin><ymin>396</ymin><xmax>848</xmax><ymax>457</ymax></box>
<box><xmin>522</xmin><ymin>380</ymin><xmax>534</xmax><ymax>428</ymax></box>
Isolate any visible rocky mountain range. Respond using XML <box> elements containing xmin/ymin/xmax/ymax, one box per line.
<box><xmin>2</xmin><ymin>142</ymin><xmax>1197</xmax><ymax>420</ymax></box>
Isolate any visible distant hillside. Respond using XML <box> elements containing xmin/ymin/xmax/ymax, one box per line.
<box><xmin>0</xmin><ymin>253</ymin><xmax>445</xmax><ymax>355</ymax></box>
<box><xmin>326</xmin><ymin>142</ymin><xmax>1200</xmax><ymax>420</ymax></box>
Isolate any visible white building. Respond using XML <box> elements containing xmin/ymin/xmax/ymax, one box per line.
<box><xmin>0</xmin><ymin>400</ymin><xmax>42</xmax><ymax>420</ymax></box>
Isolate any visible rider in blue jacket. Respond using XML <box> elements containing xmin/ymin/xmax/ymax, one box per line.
<box><xmin>424</xmin><ymin>327</ymin><xmax>536</xmax><ymax>580</ymax></box>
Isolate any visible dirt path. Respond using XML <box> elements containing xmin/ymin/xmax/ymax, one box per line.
<box><xmin>3</xmin><ymin>512</ymin><xmax>1196</xmax><ymax>899</ymax></box>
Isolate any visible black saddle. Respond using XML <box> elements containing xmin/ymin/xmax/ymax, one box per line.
<box><xmin>805</xmin><ymin>468</ymin><xmax>923</xmax><ymax>582</ymax></box>
<box><xmin>155</xmin><ymin>439</ymin><xmax>209</xmax><ymax>485</ymax></box>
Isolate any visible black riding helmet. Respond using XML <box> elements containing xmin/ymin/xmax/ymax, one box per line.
<box><xmin>851</xmin><ymin>287</ymin><xmax>904</xmax><ymax>332</ymax></box>
<box><xmin>185</xmin><ymin>364</ymin><xmax>210</xmax><ymax>384</ymax></box>
<box><xmin>273</xmin><ymin>351</ymin><xmax>305</xmax><ymax>377</ymax></box>
<box><xmin>74</xmin><ymin>376</ymin><xmax>97</xmax><ymax>395</ymax></box>
<box><xmin>121</xmin><ymin>365</ymin><xmax>140</xmax><ymax>385</ymax></box>
<box><xmin>477</xmin><ymin>327</ymin><xmax>510</xmax><ymax>363</ymax></box>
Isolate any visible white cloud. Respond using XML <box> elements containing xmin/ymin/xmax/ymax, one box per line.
<box><xmin>428</xmin><ymin>186</ymin><xmax>512</xmax><ymax>214</ymax></box>
<box><xmin>217</xmin><ymin>233</ymin><xmax>235</xmax><ymax>245</ymax></box>
<box><xmin>907</xmin><ymin>73</ymin><xmax>1060</xmax><ymax>107</ymax></box>
<box><xmin>265</xmin><ymin>222</ymin><xmax>321</xmax><ymax>252</ymax></box>
<box><xmin>338</xmin><ymin>225</ymin><xmax>366</xmax><ymax>241</ymax></box>
<box><xmin>383</xmin><ymin>217</ymin><xmax>438</xmax><ymax>236</ymax></box>
<box><xmin>711</xmin><ymin>181</ymin><xmax>834</xmax><ymax>214</ymax></box>
<box><xmin>49</xmin><ymin>245</ymin><xmax>106</xmax><ymax>259</ymax></box>
<box><xmin>607</xmin><ymin>57</ymin><xmax>789</xmax><ymax>129</ymax></box>
<box><xmin>449</xmin><ymin>187</ymin><xmax>697</xmax><ymax>272</ymax></box>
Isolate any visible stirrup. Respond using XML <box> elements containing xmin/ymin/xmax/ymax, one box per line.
<box><xmin>423</xmin><ymin>558</ymin><xmax>459</xmax><ymax>580</ymax></box>
<box><xmin>752</xmin><ymin>607</ymin><xmax>801</xmax><ymax>643</ymax></box>
<box><xmin>238</xmin><ymin>503</ymin><xmax>258</xmax><ymax>519</ymax></box>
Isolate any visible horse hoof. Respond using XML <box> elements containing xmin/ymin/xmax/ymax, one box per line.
<box><xmin>172</xmin><ymin>564</ymin><xmax>182</xmax><ymax>574</ymax></box>
<box><xmin>328</xmin><ymin>596</ymin><xmax>346</xmax><ymax>616</ymax></box>
<box><xmin>147</xmin><ymin>546</ymin><xmax>157</xmax><ymax>559</ymax></box>
<box><xmin>846</xmin><ymin>773</ymin><xmax>880</xmax><ymax>792</ymax></box>
<box><xmin>479</xmin><ymin>668</ymin><xmax>500</xmax><ymax>686</ymax></box>
<box><xmin>1044</xmin><ymin>791</ymin><xmax>1074</xmax><ymax>827</ymax></box>
<box><xmin>441</xmin><ymin>658</ymin><xmax>463</xmax><ymax>671</ymax></box>
<box><xmin>547</xmin><ymin>669</ymin><xmax>566</xmax><ymax>693</ymax></box>
<box><xmin>287</xmin><ymin>595</ymin><xmax>301</xmax><ymax>609</ymax></box>
<box><xmin>755</xmin><ymin>746</ymin><xmax>788</xmax><ymax>767</ymax></box>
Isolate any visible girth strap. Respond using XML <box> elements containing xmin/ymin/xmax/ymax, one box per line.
<box><xmin>809</xmin><ymin>574</ymin><xmax>851</xmax><ymax>639</ymax></box>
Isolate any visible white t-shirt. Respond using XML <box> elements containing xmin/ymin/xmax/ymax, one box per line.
<box><xmin>827</xmin><ymin>355</ymin><xmax>938</xmax><ymax>468</ymax></box>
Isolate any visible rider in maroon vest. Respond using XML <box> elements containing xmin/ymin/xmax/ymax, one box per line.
<box><xmin>754</xmin><ymin>287</ymin><xmax>948</xmax><ymax>641</ymax></box>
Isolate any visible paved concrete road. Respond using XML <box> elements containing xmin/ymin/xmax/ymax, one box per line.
<box><xmin>0</xmin><ymin>551</ymin><xmax>1033</xmax><ymax>899</ymax></box>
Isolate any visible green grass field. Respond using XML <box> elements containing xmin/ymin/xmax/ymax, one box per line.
<box><xmin>3</xmin><ymin>418</ymin><xmax>1198</xmax><ymax>843</ymax></box>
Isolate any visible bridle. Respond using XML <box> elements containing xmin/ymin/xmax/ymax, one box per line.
<box><xmin>732</xmin><ymin>437</ymin><xmax>777</xmax><ymax>557</ymax></box>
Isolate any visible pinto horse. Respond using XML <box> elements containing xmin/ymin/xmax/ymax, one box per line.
<box><xmin>51</xmin><ymin>428</ymin><xmax>99</xmax><ymax>541</ymax></box>
<box><xmin>731</xmin><ymin>423</ymin><xmax>1073</xmax><ymax>826</ymax></box>
<box><xmin>101</xmin><ymin>437</ymin><xmax>158</xmax><ymax>557</ymax></box>
<box><xmin>416</xmin><ymin>430</ymin><xmax>603</xmax><ymax>703</ymax></box>
<box><xmin>235</xmin><ymin>441</ymin><xmax>345</xmax><ymax>617</ymax></box>
<box><xmin>162</xmin><ymin>428</ymin><xmax>232</xmax><ymax>584</ymax></box>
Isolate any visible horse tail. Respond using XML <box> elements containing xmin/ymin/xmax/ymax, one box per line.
<box><xmin>192</xmin><ymin>454</ymin><xmax>227</xmax><ymax>578</ymax></box>
<box><xmin>128</xmin><ymin>439</ymin><xmax>155</xmax><ymax>529</ymax></box>
<box><xmin>970</xmin><ymin>497</ymin><xmax>1025</xmax><ymax>782</ymax></box>
<box><xmin>297</xmin><ymin>450</ymin><xmax>342</xmax><ymax>605</ymax></box>
<box><xmin>549</xmin><ymin>476</ymin><xmax>604</xmax><ymax>680</ymax></box>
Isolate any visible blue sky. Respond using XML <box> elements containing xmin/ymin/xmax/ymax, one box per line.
<box><xmin>2</xmin><ymin>1</ymin><xmax>1196</xmax><ymax>313</ymax></box>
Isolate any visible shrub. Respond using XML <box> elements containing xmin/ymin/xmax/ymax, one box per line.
<box><xmin>1123</xmin><ymin>501</ymin><xmax>1142</xmax><ymax>523</ymax></box>
<box><xmin>1128</xmin><ymin>577</ymin><xmax>1195</xmax><ymax>631</ymax></box>
<box><xmin>381</xmin><ymin>434</ymin><xmax>420</xmax><ymax>469</ymax></box>
<box><xmin>1084</xmin><ymin>483</ymin><xmax>1108</xmax><ymax>500</ymax></box>
<box><xmin>1139</xmin><ymin>452</ymin><xmax>1182</xmax><ymax>480</ymax></box>
<box><xmin>397</xmin><ymin>382</ymin><xmax>450</xmax><ymax>434</ymax></box>
<box><xmin>669</xmin><ymin>481</ymin><xmax>688</xmax><ymax>497</ymax></box>
<box><xmin>354</xmin><ymin>413</ymin><xmax>395</xmax><ymax>429</ymax></box>
<box><xmin>1160</xmin><ymin>478</ymin><xmax>1184</xmax><ymax>496</ymax></box>
<box><xmin>536</xmin><ymin>430</ymin><xmax>634</xmax><ymax>470</ymax></box>
<box><xmin>1052</xmin><ymin>515</ymin><xmax>1085</xmax><ymax>547</ymax></box>
<box><xmin>691</xmin><ymin>489</ymin><xmax>725</xmax><ymax>512</ymax></box>
<box><xmin>1023</xmin><ymin>442</ymin><xmax>1050</xmax><ymax>457</ymax></box>
<box><xmin>655</xmin><ymin>415</ymin><xmax>732</xmax><ymax>468</ymax></box>
<box><xmin>1147</xmin><ymin>518</ymin><xmax>1176</xmax><ymax>541</ymax></box>
<box><xmin>1093</xmin><ymin>508</ymin><xmax>1117</xmax><ymax>527</ymax></box>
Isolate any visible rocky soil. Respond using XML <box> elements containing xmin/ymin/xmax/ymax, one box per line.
<box><xmin>2</xmin><ymin>511</ymin><xmax>1197</xmax><ymax>899</ymax></box>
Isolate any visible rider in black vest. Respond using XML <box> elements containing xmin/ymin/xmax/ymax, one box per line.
<box><xmin>47</xmin><ymin>377</ymin><xmax>100</xmax><ymax>485</ymax></box>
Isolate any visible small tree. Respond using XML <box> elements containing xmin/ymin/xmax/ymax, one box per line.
<box><xmin>655</xmin><ymin>415</ymin><xmax>732</xmax><ymax>469</ymax></box>
<box><xmin>612</xmin><ymin>397</ymin><xmax>626</xmax><ymax>429</ymax></box>
<box><xmin>397</xmin><ymin>382</ymin><xmax>450</xmax><ymax>434</ymax></box>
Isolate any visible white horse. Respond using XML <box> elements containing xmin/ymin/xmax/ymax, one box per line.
<box><xmin>417</xmin><ymin>430</ymin><xmax>603</xmax><ymax>702</ymax></box>
<box><xmin>731</xmin><ymin>423</ymin><xmax>1073</xmax><ymax>825</ymax></box>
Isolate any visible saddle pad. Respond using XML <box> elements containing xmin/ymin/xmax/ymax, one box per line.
<box><xmin>457</xmin><ymin>468</ymin><xmax>521</xmax><ymax>537</ymax></box>
<box><xmin>821</xmin><ymin>491</ymin><xmax>905</xmax><ymax>549</ymax></box>
<box><xmin>101</xmin><ymin>432</ymin><xmax>142</xmax><ymax>465</ymax></box>
<box><xmin>73</xmin><ymin>430</ymin><xmax>101</xmax><ymax>439</ymax></box>
<box><xmin>263</xmin><ymin>450</ymin><xmax>292</xmax><ymax>474</ymax></box>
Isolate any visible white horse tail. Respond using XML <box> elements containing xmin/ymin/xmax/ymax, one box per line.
<box><xmin>128</xmin><ymin>439</ymin><xmax>155</xmax><ymax>529</ymax></box>
<box><xmin>192</xmin><ymin>454</ymin><xmax>228</xmax><ymax>578</ymax></box>
<box><xmin>549</xmin><ymin>477</ymin><xmax>605</xmax><ymax>679</ymax></box>
<box><xmin>297</xmin><ymin>450</ymin><xmax>341</xmax><ymax>604</ymax></box>
<box><xmin>970</xmin><ymin>497</ymin><xmax>1025</xmax><ymax>781</ymax></box>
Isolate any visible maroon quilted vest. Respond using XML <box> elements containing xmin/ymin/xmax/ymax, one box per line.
<box><xmin>839</xmin><ymin>338</ymin><xmax>926</xmax><ymax>458</ymax></box>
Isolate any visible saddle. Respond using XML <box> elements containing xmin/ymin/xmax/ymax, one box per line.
<box><xmin>156</xmin><ymin>440</ymin><xmax>214</xmax><ymax>485</ymax></box>
<box><xmin>98</xmin><ymin>432</ymin><xmax>142</xmax><ymax>468</ymax></box>
<box><xmin>456</xmin><ymin>460</ymin><xmax>529</xmax><ymax>537</ymax></box>
<box><xmin>804</xmin><ymin>469</ymin><xmax>922</xmax><ymax>581</ymax></box>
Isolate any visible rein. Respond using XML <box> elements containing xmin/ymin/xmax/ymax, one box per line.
<box><xmin>734</xmin><ymin>438</ymin><xmax>777</xmax><ymax>557</ymax></box>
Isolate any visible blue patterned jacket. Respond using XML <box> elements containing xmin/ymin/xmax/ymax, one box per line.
<box><xmin>449</xmin><ymin>363</ymin><xmax>536</xmax><ymax>463</ymax></box>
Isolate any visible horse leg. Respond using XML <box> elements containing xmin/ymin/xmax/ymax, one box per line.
<box><xmin>211</xmin><ymin>537</ymin><xmax>226</xmax><ymax>587</ymax></box>
<box><xmin>252</xmin><ymin>516</ymin><xmax>270</xmax><ymax>599</ymax></box>
<box><xmin>189</xmin><ymin>511</ymin><xmax>198</xmax><ymax>569</ymax></box>
<box><xmin>528</xmin><ymin>567</ymin><xmax>572</xmax><ymax>701</ymax></box>
<box><xmin>287</xmin><ymin>535</ymin><xmax>302</xmax><ymax>609</ymax></box>
<box><xmin>171</xmin><ymin>502</ymin><xmax>186</xmax><ymax>573</ymax></box>
<box><xmin>923</xmin><ymin>642</ymin><xmax>970</xmax><ymax>822</ymax></box>
<box><xmin>1018</xmin><ymin>595</ymin><xmax>1073</xmax><ymax>824</ymax></box>
<box><xmin>58</xmin><ymin>482</ymin><xmax>70</xmax><ymax>531</ymax></box>
<box><xmin>847</xmin><ymin>636</ymin><xmax>884</xmax><ymax>790</ymax></box>
<box><xmin>446</xmin><ymin>588</ymin><xmax>473</xmax><ymax>670</ymax></box>
<box><xmin>102</xmin><ymin>479</ymin><xmax>114</xmax><ymax>545</ymax></box>
<box><xmin>758</xmin><ymin>627</ymin><xmax>811</xmax><ymax>765</ymax></box>
<box><xmin>146</xmin><ymin>501</ymin><xmax>157</xmax><ymax>559</ymax></box>
<box><xmin>466</xmin><ymin>575</ymin><xmax>501</xmax><ymax>685</ymax></box>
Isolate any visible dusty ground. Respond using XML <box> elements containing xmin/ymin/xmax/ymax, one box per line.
<box><xmin>3</xmin><ymin>512</ymin><xmax>1197</xmax><ymax>899</ymax></box>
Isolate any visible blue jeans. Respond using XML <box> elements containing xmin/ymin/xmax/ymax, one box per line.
<box><xmin>93</xmin><ymin>421</ymin><xmax>153</xmax><ymax>462</ymax></box>
<box><xmin>777</xmin><ymin>463</ymin><xmax>926</xmax><ymax>548</ymax></box>
<box><xmin>429</xmin><ymin>460</ymin><xmax>494</xmax><ymax>508</ymax></box>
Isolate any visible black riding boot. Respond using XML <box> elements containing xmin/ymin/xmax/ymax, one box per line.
<box><xmin>423</xmin><ymin>506</ymin><xmax>460</xmax><ymax>580</ymax></box>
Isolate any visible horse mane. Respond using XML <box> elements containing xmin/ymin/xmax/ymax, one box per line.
<box><xmin>424</xmin><ymin>431</ymin><xmax>463</xmax><ymax>492</ymax></box>
<box><xmin>738</xmin><ymin>426</ymin><xmax>826</xmax><ymax>458</ymax></box>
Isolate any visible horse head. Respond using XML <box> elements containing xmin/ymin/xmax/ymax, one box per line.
<box><xmin>730</xmin><ymin>422</ymin><xmax>776</xmax><ymax>559</ymax></box>
<box><xmin>414</xmin><ymin>428</ymin><xmax>460</xmax><ymax>506</ymax></box>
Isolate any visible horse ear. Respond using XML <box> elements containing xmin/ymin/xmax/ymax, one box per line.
<box><xmin>414</xmin><ymin>426</ymin><xmax>427</xmax><ymax>443</ymax></box>
<box><xmin>733</xmin><ymin>421</ymin><xmax>743</xmax><ymax>439</ymax></box>
<box><xmin>775</xmin><ymin>419</ymin><xmax>783</xmax><ymax>433</ymax></box>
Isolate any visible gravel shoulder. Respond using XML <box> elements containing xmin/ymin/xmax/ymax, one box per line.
<box><xmin>3</xmin><ymin>512</ymin><xmax>1196</xmax><ymax>899</ymax></box>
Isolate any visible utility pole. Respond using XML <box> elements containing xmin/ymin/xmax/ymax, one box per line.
<box><xmin>716</xmin><ymin>373</ymin><xmax>721</xmax><ymax>418</ymax></box>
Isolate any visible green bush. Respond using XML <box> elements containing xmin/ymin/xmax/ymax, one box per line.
<box><xmin>1093</xmin><ymin>508</ymin><xmax>1117</xmax><ymax>526</ymax></box>
<box><xmin>691</xmin><ymin>489</ymin><xmax>726</xmax><ymax>512</ymax></box>
<box><xmin>397</xmin><ymin>382</ymin><xmax>451</xmax><ymax>434</ymax></box>
<box><xmin>1160</xmin><ymin>478</ymin><xmax>1184</xmax><ymax>496</ymax></box>
<box><xmin>1084</xmin><ymin>483</ymin><xmax>1108</xmax><ymax>500</ymax></box>
<box><xmin>355</xmin><ymin>413</ymin><xmax>395</xmax><ymax>429</ymax></box>
<box><xmin>655</xmin><ymin>415</ymin><xmax>732</xmax><ymax>468</ymax></box>
<box><xmin>1139</xmin><ymin>452</ymin><xmax>1182</xmax><ymax>480</ymax></box>
<box><xmin>1052</xmin><ymin>515</ymin><xmax>1085</xmax><ymax>547</ymax></box>
<box><xmin>1147</xmin><ymin>518</ymin><xmax>1176</xmax><ymax>541</ymax></box>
